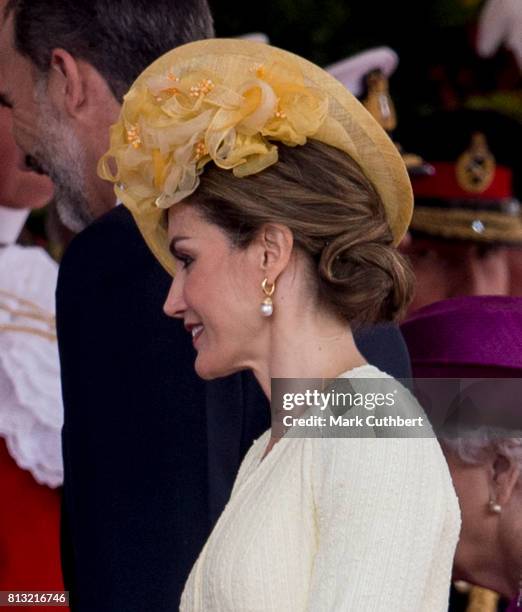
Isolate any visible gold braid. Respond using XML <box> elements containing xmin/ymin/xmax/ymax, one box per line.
<box><xmin>0</xmin><ymin>289</ymin><xmax>56</xmax><ymax>341</ymax></box>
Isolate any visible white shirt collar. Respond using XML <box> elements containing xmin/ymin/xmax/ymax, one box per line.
<box><xmin>0</xmin><ymin>205</ymin><xmax>30</xmax><ymax>244</ymax></box>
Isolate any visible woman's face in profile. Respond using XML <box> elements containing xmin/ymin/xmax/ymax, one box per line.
<box><xmin>163</xmin><ymin>203</ymin><xmax>267</xmax><ymax>379</ymax></box>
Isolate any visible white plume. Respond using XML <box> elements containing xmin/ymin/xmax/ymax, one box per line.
<box><xmin>477</xmin><ymin>0</ymin><xmax>522</xmax><ymax>71</ymax></box>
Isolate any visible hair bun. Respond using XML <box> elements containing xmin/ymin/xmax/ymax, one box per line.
<box><xmin>319</xmin><ymin>235</ymin><xmax>414</xmax><ymax>326</ymax></box>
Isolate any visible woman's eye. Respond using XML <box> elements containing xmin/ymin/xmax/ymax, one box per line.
<box><xmin>176</xmin><ymin>254</ymin><xmax>194</xmax><ymax>269</ymax></box>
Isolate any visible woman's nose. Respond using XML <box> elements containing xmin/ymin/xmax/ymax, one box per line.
<box><xmin>163</xmin><ymin>277</ymin><xmax>186</xmax><ymax>319</ymax></box>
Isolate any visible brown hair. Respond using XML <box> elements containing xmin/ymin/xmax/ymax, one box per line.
<box><xmin>187</xmin><ymin>140</ymin><xmax>414</xmax><ymax>326</ymax></box>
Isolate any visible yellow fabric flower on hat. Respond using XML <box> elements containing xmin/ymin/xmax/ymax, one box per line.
<box><xmin>99</xmin><ymin>57</ymin><xmax>329</xmax><ymax>211</ymax></box>
<box><xmin>98</xmin><ymin>40</ymin><xmax>413</xmax><ymax>276</ymax></box>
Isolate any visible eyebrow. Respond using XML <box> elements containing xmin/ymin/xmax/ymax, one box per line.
<box><xmin>168</xmin><ymin>236</ymin><xmax>191</xmax><ymax>256</ymax></box>
<box><xmin>0</xmin><ymin>92</ymin><xmax>13</xmax><ymax>108</ymax></box>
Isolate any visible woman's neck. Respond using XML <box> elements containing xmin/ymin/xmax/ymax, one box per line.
<box><xmin>458</xmin><ymin>518</ymin><xmax>522</xmax><ymax>600</ymax></box>
<box><xmin>485</xmin><ymin>510</ymin><xmax>522</xmax><ymax>599</ymax></box>
<box><xmin>251</xmin><ymin>304</ymin><xmax>367</xmax><ymax>399</ymax></box>
<box><xmin>464</xmin><ymin>559</ymin><xmax>520</xmax><ymax>601</ymax></box>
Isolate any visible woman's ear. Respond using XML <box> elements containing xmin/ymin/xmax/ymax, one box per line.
<box><xmin>257</xmin><ymin>223</ymin><xmax>294</xmax><ymax>279</ymax></box>
<box><xmin>490</xmin><ymin>449</ymin><xmax>521</xmax><ymax>507</ymax></box>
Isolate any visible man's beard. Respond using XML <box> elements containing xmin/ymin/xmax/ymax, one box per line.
<box><xmin>32</xmin><ymin>84</ymin><xmax>94</xmax><ymax>233</ymax></box>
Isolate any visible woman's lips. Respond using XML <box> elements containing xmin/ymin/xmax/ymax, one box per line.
<box><xmin>190</xmin><ymin>324</ymin><xmax>204</xmax><ymax>346</ymax></box>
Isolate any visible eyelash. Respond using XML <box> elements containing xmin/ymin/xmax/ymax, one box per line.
<box><xmin>175</xmin><ymin>253</ymin><xmax>194</xmax><ymax>269</ymax></box>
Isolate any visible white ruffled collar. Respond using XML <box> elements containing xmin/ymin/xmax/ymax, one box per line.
<box><xmin>0</xmin><ymin>244</ymin><xmax>63</xmax><ymax>487</ymax></box>
<box><xmin>0</xmin><ymin>205</ymin><xmax>30</xmax><ymax>244</ymax></box>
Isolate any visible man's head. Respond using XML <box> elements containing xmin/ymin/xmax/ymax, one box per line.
<box><xmin>399</xmin><ymin>109</ymin><xmax>522</xmax><ymax>314</ymax></box>
<box><xmin>509</xmin><ymin>248</ymin><xmax>522</xmax><ymax>296</ymax></box>
<box><xmin>402</xmin><ymin>235</ymin><xmax>511</xmax><ymax>313</ymax></box>
<box><xmin>0</xmin><ymin>0</ymin><xmax>213</xmax><ymax>231</ymax></box>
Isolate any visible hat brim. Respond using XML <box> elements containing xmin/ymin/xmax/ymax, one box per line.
<box><xmin>410</xmin><ymin>204</ymin><xmax>522</xmax><ymax>245</ymax></box>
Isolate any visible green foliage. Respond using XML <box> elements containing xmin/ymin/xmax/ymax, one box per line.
<box><xmin>209</xmin><ymin>0</ymin><xmax>515</xmax><ymax>121</ymax></box>
<box><xmin>210</xmin><ymin>0</ymin><xmax>484</xmax><ymax>67</ymax></box>
<box><xmin>431</xmin><ymin>0</ymin><xmax>485</xmax><ymax>27</ymax></box>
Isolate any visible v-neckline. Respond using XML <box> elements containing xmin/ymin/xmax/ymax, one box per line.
<box><xmin>253</xmin><ymin>364</ymin><xmax>380</xmax><ymax>468</ymax></box>
<box><xmin>255</xmin><ymin>429</ymin><xmax>282</xmax><ymax>468</ymax></box>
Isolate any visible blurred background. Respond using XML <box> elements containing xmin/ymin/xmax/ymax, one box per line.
<box><xmin>211</xmin><ymin>0</ymin><xmax>520</xmax><ymax>119</ymax></box>
<box><xmin>23</xmin><ymin>0</ymin><xmax>521</xmax><ymax>265</ymax></box>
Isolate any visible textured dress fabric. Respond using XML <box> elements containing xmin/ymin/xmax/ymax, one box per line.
<box><xmin>181</xmin><ymin>365</ymin><xmax>461</xmax><ymax>611</ymax></box>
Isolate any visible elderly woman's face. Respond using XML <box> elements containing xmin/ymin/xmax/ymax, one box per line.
<box><xmin>443</xmin><ymin>449</ymin><xmax>491</xmax><ymax>581</ymax></box>
<box><xmin>163</xmin><ymin>203</ymin><xmax>268</xmax><ymax>379</ymax></box>
<box><xmin>443</xmin><ymin>444</ymin><xmax>522</xmax><ymax>597</ymax></box>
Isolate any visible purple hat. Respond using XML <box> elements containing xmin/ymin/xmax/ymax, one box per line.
<box><xmin>401</xmin><ymin>296</ymin><xmax>522</xmax><ymax>378</ymax></box>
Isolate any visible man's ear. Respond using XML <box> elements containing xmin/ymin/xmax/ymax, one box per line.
<box><xmin>46</xmin><ymin>49</ymin><xmax>117</xmax><ymax>123</ymax></box>
<box><xmin>257</xmin><ymin>223</ymin><xmax>294</xmax><ymax>280</ymax></box>
<box><xmin>490</xmin><ymin>449</ymin><xmax>521</xmax><ymax>507</ymax></box>
<box><xmin>46</xmin><ymin>49</ymin><xmax>85</xmax><ymax>118</ymax></box>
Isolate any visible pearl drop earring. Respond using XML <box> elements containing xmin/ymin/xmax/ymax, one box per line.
<box><xmin>260</xmin><ymin>278</ymin><xmax>275</xmax><ymax>317</ymax></box>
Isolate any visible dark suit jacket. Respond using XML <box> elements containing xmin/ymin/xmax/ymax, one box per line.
<box><xmin>57</xmin><ymin>205</ymin><xmax>410</xmax><ymax>611</ymax></box>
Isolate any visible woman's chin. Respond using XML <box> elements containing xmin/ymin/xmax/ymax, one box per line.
<box><xmin>194</xmin><ymin>355</ymin><xmax>241</xmax><ymax>380</ymax></box>
<box><xmin>194</xmin><ymin>358</ymin><xmax>227</xmax><ymax>380</ymax></box>
<box><xmin>195</xmin><ymin>367</ymin><xmax>218</xmax><ymax>381</ymax></box>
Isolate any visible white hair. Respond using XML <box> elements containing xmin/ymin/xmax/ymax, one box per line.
<box><xmin>441</xmin><ymin>428</ymin><xmax>522</xmax><ymax>485</ymax></box>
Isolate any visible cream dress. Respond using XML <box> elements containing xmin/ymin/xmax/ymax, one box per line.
<box><xmin>180</xmin><ymin>365</ymin><xmax>460</xmax><ymax>611</ymax></box>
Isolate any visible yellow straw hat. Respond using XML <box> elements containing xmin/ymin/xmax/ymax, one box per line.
<box><xmin>99</xmin><ymin>38</ymin><xmax>413</xmax><ymax>276</ymax></box>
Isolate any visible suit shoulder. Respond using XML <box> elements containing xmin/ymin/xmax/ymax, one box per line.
<box><xmin>58</xmin><ymin>206</ymin><xmax>154</xmax><ymax>282</ymax></box>
<box><xmin>63</xmin><ymin>206</ymin><xmax>142</xmax><ymax>260</ymax></box>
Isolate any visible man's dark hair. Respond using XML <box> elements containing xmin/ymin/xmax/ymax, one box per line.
<box><xmin>4</xmin><ymin>0</ymin><xmax>214</xmax><ymax>100</ymax></box>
